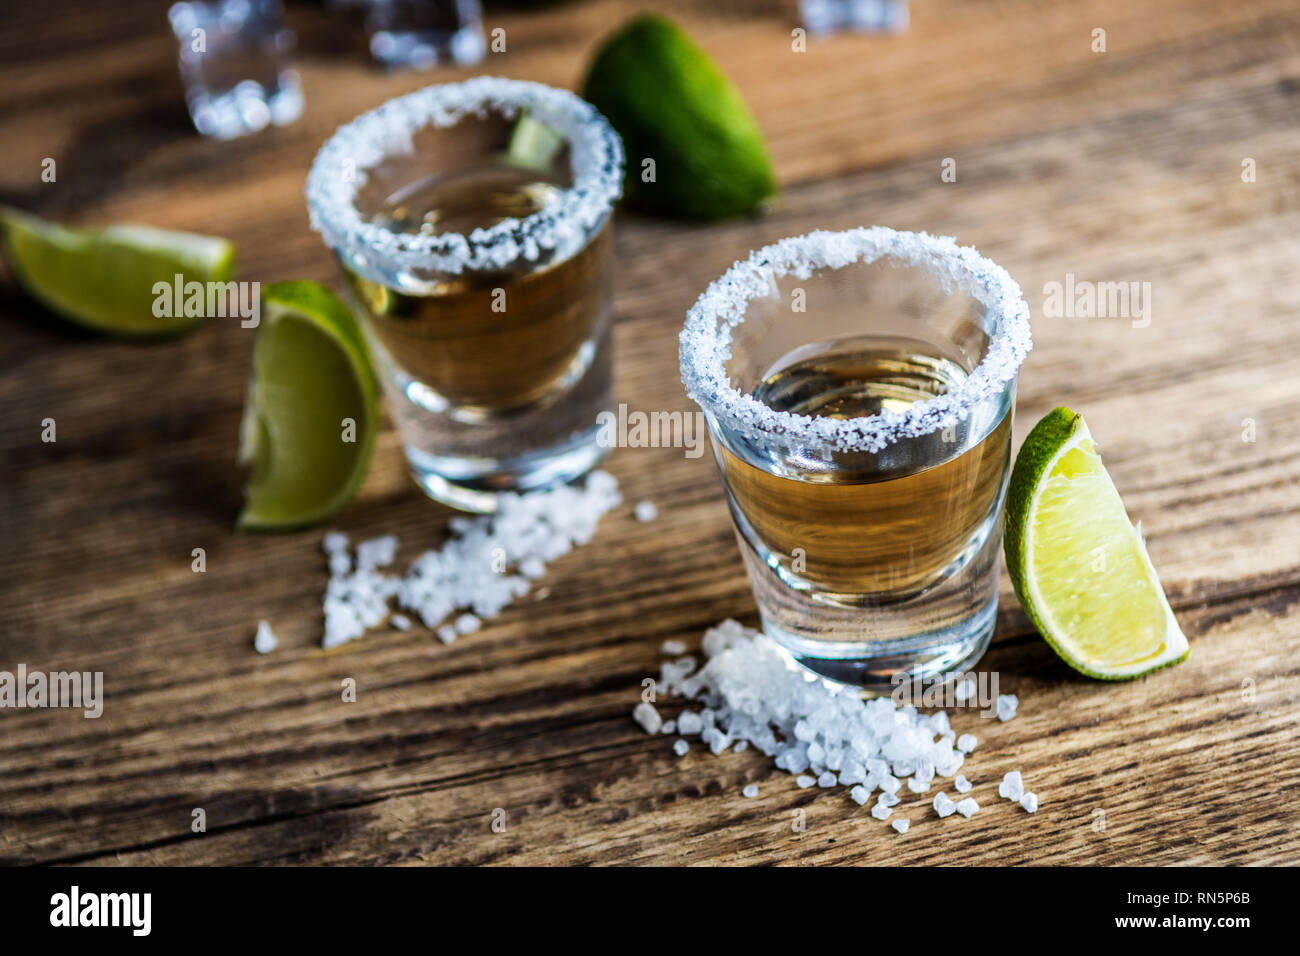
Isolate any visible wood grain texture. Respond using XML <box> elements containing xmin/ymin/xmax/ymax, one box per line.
<box><xmin>1</xmin><ymin>0</ymin><xmax>1298</xmax><ymax>866</ymax></box>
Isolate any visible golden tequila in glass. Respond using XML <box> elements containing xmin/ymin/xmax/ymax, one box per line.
<box><xmin>307</xmin><ymin>78</ymin><xmax>623</xmax><ymax>511</ymax></box>
<box><xmin>682</xmin><ymin>229</ymin><xmax>1032</xmax><ymax>687</ymax></box>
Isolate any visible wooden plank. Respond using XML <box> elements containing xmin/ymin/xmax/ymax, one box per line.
<box><xmin>0</xmin><ymin>0</ymin><xmax>1298</xmax><ymax>865</ymax></box>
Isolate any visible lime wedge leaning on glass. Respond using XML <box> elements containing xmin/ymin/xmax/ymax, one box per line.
<box><xmin>1004</xmin><ymin>407</ymin><xmax>1189</xmax><ymax>679</ymax></box>
<box><xmin>238</xmin><ymin>281</ymin><xmax>378</xmax><ymax>531</ymax></box>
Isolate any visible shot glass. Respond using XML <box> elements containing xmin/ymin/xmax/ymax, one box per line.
<box><xmin>307</xmin><ymin>78</ymin><xmax>623</xmax><ymax>512</ymax></box>
<box><xmin>365</xmin><ymin>0</ymin><xmax>486</xmax><ymax>70</ymax></box>
<box><xmin>168</xmin><ymin>0</ymin><xmax>304</xmax><ymax>139</ymax></box>
<box><xmin>680</xmin><ymin>228</ymin><xmax>1032</xmax><ymax>687</ymax></box>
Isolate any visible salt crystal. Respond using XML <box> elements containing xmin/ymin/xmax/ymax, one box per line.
<box><xmin>436</xmin><ymin>625</ymin><xmax>457</xmax><ymax>644</ymax></box>
<box><xmin>702</xmin><ymin>727</ymin><xmax>730</xmax><ymax>754</ymax></box>
<box><xmin>955</xmin><ymin>797</ymin><xmax>979</xmax><ymax>818</ymax></box>
<box><xmin>796</xmin><ymin>774</ymin><xmax>817</xmax><ymax>789</ymax></box>
<box><xmin>817</xmin><ymin>771</ymin><xmax>836</xmax><ymax>788</ymax></box>
<box><xmin>877</xmin><ymin>791</ymin><xmax>900</xmax><ymax>808</ymax></box>
<box><xmin>907</xmin><ymin>775</ymin><xmax>931</xmax><ymax>794</ymax></box>
<box><xmin>933</xmin><ymin>792</ymin><xmax>957</xmax><ymax>818</ymax></box>
<box><xmin>850</xmin><ymin>785</ymin><xmax>870</xmax><ymax>806</ymax></box>
<box><xmin>661</xmin><ymin>720</ymin><xmax>676</xmax><ymax>735</ymax></box>
<box><xmin>953</xmin><ymin>774</ymin><xmax>973</xmax><ymax>794</ymax></box>
<box><xmin>733</xmin><ymin>739</ymin><xmax>748</xmax><ymax>752</ymax></box>
<box><xmin>254</xmin><ymin>620</ymin><xmax>277</xmax><ymax>654</ymax></box>
<box><xmin>956</xmin><ymin>733</ymin><xmax>978</xmax><ymax>754</ymax></box>
<box><xmin>871</xmin><ymin>801</ymin><xmax>892</xmax><ymax>820</ymax></box>
<box><xmin>891</xmin><ymin>818</ymin><xmax>910</xmax><ymax>834</ymax></box>
<box><xmin>633</xmin><ymin>701</ymin><xmax>663</xmax><ymax>735</ymax></box>
<box><xmin>454</xmin><ymin>613</ymin><xmax>481</xmax><ymax>635</ymax></box>
<box><xmin>953</xmin><ymin>678</ymin><xmax>975</xmax><ymax>703</ymax></box>
<box><xmin>356</xmin><ymin>535</ymin><xmax>398</xmax><ymax>571</ymax></box>
<box><xmin>660</xmin><ymin>639</ymin><xmax>687</xmax><ymax>656</ymax></box>
<box><xmin>998</xmin><ymin>770</ymin><xmax>1024</xmax><ymax>802</ymax></box>
<box><xmin>677</xmin><ymin>711</ymin><xmax>703</xmax><ymax>735</ymax></box>
<box><xmin>673</xmin><ymin>739</ymin><xmax>689</xmax><ymax>756</ymax></box>
<box><xmin>322</xmin><ymin>532</ymin><xmax>348</xmax><ymax>554</ymax></box>
<box><xmin>1020</xmin><ymin>791</ymin><xmax>1038</xmax><ymax>813</ymax></box>
<box><xmin>634</xmin><ymin>500</ymin><xmax>658</xmax><ymax>522</ymax></box>
<box><xmin>997</xmin><ymin>694</ymin><xmax>1019</xmax><ymax>722</ymax></box>
<box><xmin>742</xmin><ymin>784</ymin><xmax>758</xmax><ymax>798</ymax></box>
<box><xmin>389</xmin><ymin>613</ymin><xmax>412</xmax><ymax>631</ymax></box>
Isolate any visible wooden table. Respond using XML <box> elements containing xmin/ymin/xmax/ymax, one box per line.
<box><xmin>2</xmin><ymin>0</ymin><xmax>1297</xmax><ymax>866</ymax></box>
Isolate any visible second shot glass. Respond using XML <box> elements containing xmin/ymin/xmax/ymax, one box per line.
<box><xmin>307</xmin><ymin>78</ymin><xmax>624</xmax><ymax>512</ymax></box>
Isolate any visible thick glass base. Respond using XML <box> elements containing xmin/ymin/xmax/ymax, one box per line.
<box><xmin>762</xmin><ymin>596</ymin><xmax>996</xmax><ymax>691</ymax></box>
<box><xmin>735</xmin><ymin>520</ymin><xmax>1002</xmax><ymax>691</ymax></box>
<box><xmin>405</xmin><ymin>425</ymin><xmax>608</xmax><ymax>513</ymax></box>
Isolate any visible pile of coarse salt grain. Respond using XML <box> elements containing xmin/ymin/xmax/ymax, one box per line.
<box><xmin>319</xmin><ymin>470</ymin><xmax>621</xmax><ymax>649</ymax></box>
<box><xmin>633</xmin><ymin>619</ymin><xmax>1037</xmax><ymax>833</ymax></box>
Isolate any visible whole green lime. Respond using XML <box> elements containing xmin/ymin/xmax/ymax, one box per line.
<box><xmin>582</xmin><ymin>14</ymin><xmax>776</xmax><ymax>220</ymax></box>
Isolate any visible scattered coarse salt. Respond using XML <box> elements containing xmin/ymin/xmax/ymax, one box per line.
<box><xmin>660</xmin><ymin>639</ymin><xmax>687</xmax><ymax>656</ymax></box>
<box><xmin>661</xmin><ymin>720</ymin><xmax>676</xmax><ymax>735</ymax></box>
<box><xmin>436</xmin><ymin>625</ymin><xmax>457</xmax><ymax>644</ymax></box>
<box><xmin>997</xmin><ymin>694</ymin><xmax>1019</xmax><ymax>722</ymax></box>
<box><xmin>742</xmin><ymin>784</ymin><xmax>758</xmax><ymax>798</ymax></box>
<box><xmin>634</xmin><ymin>500</ymin><xmax>658</xmax><ymax>522</ymax></box>
<box><xmin>956</xmin><ymin>733</ymin><xmax>977</xmax><ymax>754</ymax></box>
<box><xmin>733</xmin><ymin>739</ymin><xmax>748</xmax><ymax>752</ymax></box>
<box><xmin>318</xmin><ymin>471</ymin><xmax>621</xmax><ymax>649</ymax></box>
<box><xmin>998</xmin><ymin>770</ymin><xmax>1024</xmax><ymax>802</ymax></box>
<box><xmin>673</xmin><ymin>739</ymin><xmax>689</xmax><ymax>756</ymax></box>
<box><xmin>389</xmin><ymin>614</ymin><xmax>412</xmax><ymax>631</ymax></box>
<box><xmin>634</xmin><ymin>619</ymin><xmax>1039</xmax><ymax>833</ymax></box>
<box><xmin>1020</xmin><ymin>791</ymin><xmax>1039</xmax><ymax>813</ymax></box>
<box><xmin>254</xmin><ymin>620</ymin><xmax>277</xmax><ymax>654</ymax></box>
<box><xmin>891</xmin><ymin>818</ymin><xmax>910</xmax><ymax>834</ymax></box>
<box><xmin>633</xmin><ymin>701</ymin><xmax>663</xmax><ymax>735</ymax></box>
<box><xmin>953</xmin><ymin>678</ymin><xmax>975</xmax><ymax>703</ymax></box>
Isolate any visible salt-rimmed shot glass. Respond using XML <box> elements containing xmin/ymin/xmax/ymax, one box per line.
<box><xmin>681</xmin><ymin>228</ymin><xmax>1032</xmax><ymax>688</ymax></box>
<box><xmin>307</xmin><ymin>78</ymin><xmax>623</xmax><ymax>512</ymax></box>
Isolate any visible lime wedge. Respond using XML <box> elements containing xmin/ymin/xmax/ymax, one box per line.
<box><xmin>581</xmin><ymin>14</ymin><xmax>776</xmax><ymax>220</ymax></box>
<box><xmin>1004</xmin><ymin>407</ymin><xmax>1189</xmax><ymax>679</ymax></box>
<box><xmin>507</xmin><ymin>113</ymin><xmax>565</xmax><ymax>171</ymax></box>
<box><xmin>0</xmin><ymin>206</ymin><xmax>235</xmax><ymax>336</ymax></box>
<box><xmin>238</xmin><ymin>281</ymin><xmax>378</xmax><ymax>531</ymax></box>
